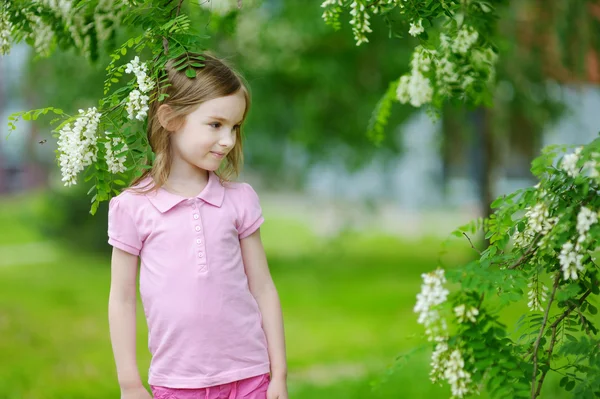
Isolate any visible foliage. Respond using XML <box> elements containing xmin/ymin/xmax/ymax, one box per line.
<box><xmin>414</xmin><ymin>138</ymin><xmax>600</xmax><ymax>398</ymax></box>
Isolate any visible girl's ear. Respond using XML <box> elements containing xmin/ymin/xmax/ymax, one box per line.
<box><xmin>157</xmin><ymin>104</ymin><xmax>183</xmax><ymax>132</ymax></box>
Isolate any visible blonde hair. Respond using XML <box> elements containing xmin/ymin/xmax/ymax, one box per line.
<box><xmin>131</xmin><ymin>52</ymin><xmax>251</xmax><ymax>193</ymax></box>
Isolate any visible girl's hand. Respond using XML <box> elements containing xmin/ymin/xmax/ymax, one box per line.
<box><xmin>266</xmin><ymin>376</ymin><xmax>289</xmax><ymax>399</ymax></box>
<box><xmin>121</xmin><ymin>386</ymin><xmax>153</xmax><ymax>399</ymax></box>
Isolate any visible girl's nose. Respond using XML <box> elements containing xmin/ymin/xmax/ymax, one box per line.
<box><xmin>219</xmin><ymin>132</ymin><xmax>235</xmax><ymax>148</ymax></box>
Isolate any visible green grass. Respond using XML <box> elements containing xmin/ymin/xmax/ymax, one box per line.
<box><xmin>0</xmin><ymin>193</ymin><xmax>578</xmax><ymax>398</ymax></box>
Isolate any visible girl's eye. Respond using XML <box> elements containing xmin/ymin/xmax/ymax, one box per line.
<box><xmin>209</xmin><ymin>122</ymin><xmax>221</xmax><ymax>128</ymax></box>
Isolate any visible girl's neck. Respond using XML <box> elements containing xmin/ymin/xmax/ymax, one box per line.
<box><xmin>164</xmin><ymin>159</ymin><xmax>210</xmax><ymax>198</ymax></box>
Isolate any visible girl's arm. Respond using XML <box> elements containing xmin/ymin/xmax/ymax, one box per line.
<box><xmin>241</xmin><ymin>229</ymin><xmax>288</xmax><ymax>382</ymax></box>
<box><xmin>108</xmin><ymin>247</ymin><xmax>145</xmax><ymax>393</ymax></box>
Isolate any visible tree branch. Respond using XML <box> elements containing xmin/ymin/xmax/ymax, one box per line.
<box><xmin>462</xmin><ymin>232</ymin><xmax>482</xmax><ymax>255</ymax></box>
<box><xmin>508</xmin><ymin>234</ymin><xmax>541</xmax><ymax>269</ymax></box>
<box><xmin>532</xmin><ymin>286</ymin><xmax>593</xmax><ymax>398</ymax></box>
<box><xmin>531</xmin><ymin>273</ymin><xmax>560</xmax><ymax>399</ymax></box>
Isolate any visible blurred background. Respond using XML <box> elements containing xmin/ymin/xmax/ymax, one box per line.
<box><xmin>1</xmin><ymin>0</ymin><xmax>600</xmax><ymax>398</ymax></box>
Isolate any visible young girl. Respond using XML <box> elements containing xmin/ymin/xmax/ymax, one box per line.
<box><xmin>107</xmin><ymin>53</ymin><xmax>288</xmax><ymax>399</ymax></box>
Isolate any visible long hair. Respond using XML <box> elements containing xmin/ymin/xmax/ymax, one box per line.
<box><xmin>130</xmin><ymin>52</ymin><xmax>251</xmax><ymax>193</ymax></box>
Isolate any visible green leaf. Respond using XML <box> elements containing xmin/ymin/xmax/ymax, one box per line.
<box><xmin>565</xmin><ymin>380</ymin><xmax>575</xmax><ymax>391</ymax></box>
<box><xmin>560</xmin><ymin>376</ymin><xmax>569</xmax><ymax>387</ymax></box>
<box><xmin>185</xmin><ymin>68</ymin><xmax>196</xmax><ymax>78</ymax></box>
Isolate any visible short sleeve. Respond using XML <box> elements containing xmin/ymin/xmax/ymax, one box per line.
<box><xmin>107</xmin><ymin>196</ymin><xmax>143</xmax><ymax>256</ymax></box>
<box><xmin>238</xmin><ymin>183</ymin><xmax>265</xmax><ymax>239</ymax></box>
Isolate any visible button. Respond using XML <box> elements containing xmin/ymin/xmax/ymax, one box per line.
<box><xmin>198</xmin><ymin>252</ymin><xmax>204</xmax><ymax>258</ymax></box>
<box><xmin>196</xmin><ymin>238</ymin><xmax>202</xmax><ymax>244</ymax></box>
<box><xmin>193</xmin><ymin>214</ymin><xmax>199</xmax><ymax>220</ymax></box>
<box><xmin>191</xmin><ymin>204</ymin><xmax>196</xmax><ymax>209</ymax></box>
<box><xmin>195</xmin><ymin>226</ymin><xmax>201</xmax><ymax>232</ymax></box>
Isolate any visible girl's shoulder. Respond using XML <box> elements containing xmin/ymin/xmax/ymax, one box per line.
<box><xmin>110</xmin><ymin>177</ymin><xmax>154</xmax><ymax>208</ymax></box>
<box><xmin>223</xmin><ymin>180</ymin><xmax>261</xmax><ymax>203</ymax></box>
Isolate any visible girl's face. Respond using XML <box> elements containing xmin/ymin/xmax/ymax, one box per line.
<box><xmin>170</xmin><ymin>90</ymin><xmax>246</xmax><ymax>172</ymax></box>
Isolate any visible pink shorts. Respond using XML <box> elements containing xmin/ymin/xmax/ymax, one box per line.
<box><xmin>150</xmin><ymin>373</ymin><xmax>270</xmax><ymax>399</ymax></box>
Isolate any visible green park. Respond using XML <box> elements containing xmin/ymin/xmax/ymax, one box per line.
<box><xmin>1</xmin><ymin>1</ymin><xmax>599</xmax><ymax>398</ymax></box>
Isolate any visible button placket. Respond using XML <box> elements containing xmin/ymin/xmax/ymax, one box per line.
<box><xmin>192</xmin><ymin>199</ymin><xmax>207</xmax><ymax>272</ymax></box>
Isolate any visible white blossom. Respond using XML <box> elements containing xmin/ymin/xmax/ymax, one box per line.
<box><xmin>429</xmin><ymin>339</ymin><xmax>473</xmax><ymax>398</ymax></box>
<box><xmin>0</xmin><ymin>6</ymin><xmax>11</xmax><ymax>55</ymax></box>
<box><xmin>414</xmin><ymin>269</ymin><xmax>449</xmax><ymax>341</ymax></box>
<box><xmin>126</xmin><ymin>89</ymin><xmax>150</xmax><ymax>121</ymax></box>
<box><xmin>321</xmin><ymin>0</ymin><xmax>343</xmax><ymax>24</ymax></box>
<box><xmin>454</xmin><ymin>304</ymin><xmax>479</xmax><ymax>324</ymax></box>
<box><xmin>124</xmin><ymin>56</ymin><xmax>154</xmax><ymax>121</ymax></box>
<box><xmin>559</xmin><ymin>241</ymin><xmax>585</xmax><ymax>281</ymax></box>
<box><xmin>451</xmin><ymin>25</ymin><xmax>478</xmax><ymax>54</ymax></box>
<box><xmin>408</xmin><ymin>19</ymin><xmax>424</xmax><ymax>36</ymax></box>
<box><xmin>435</xmin><ymin>56</ymin><xmax>458</xmax><ymax>88</ymax></box>
<box><xmin>430</xmin><ymin>339</ymin><xmax>449</xmax><ymax>383</ymax></box>
<box><xmin>27</xmin><ymin>14</ymin><xmax>54</xmax><ymax>57</ymax></box>
<box><xmin>104</xmin><ymin>132</ymin><xmax>128</xmax><ymax>174</ymax></box>
<box><xmin>125</xmin><ymin>56</ymin><xmax>155</xmax><ymax>93</ymax></box>
<box><xmin>577</xmin><ymin>206</ymin><xmax>598</xmax><ymax>237</ymax></box>
<box><xmin>57</xmin><ymin>108</ymin><xmax>101</xmax><ymax>186</ymax></box>
<box><xmin>526</xmin><ymin>203</ymin><xmax>556</xmax><ymax>235</ymax></box>
<box><xmin>397</xmin><ymin>71</ymin><xmax>434</xmax><ymax>107</ymax></box>
<box><xmin>513</xmin><ymin>201</ymin><xmax>557</xmax><ymax>249</ymax></box>
<box><xmin>444</xmin><ymin>349</ymin><xmax>473</xmax><ymax>398</ymax></box>
<box><xmin>561</xmin><ymin>147</ymin><xmax>582</xmax><ymax>178</ymax></box>
<box><xmin>349</xmin><ymin>0</ymin><xmax>371</xmax><ymax>46</ymax></box>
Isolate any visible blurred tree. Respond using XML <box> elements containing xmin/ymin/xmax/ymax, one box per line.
<box><xmin>15</xmin><ymin>0</ymin><xmax>417</xmax><ymax>251</ymax></box>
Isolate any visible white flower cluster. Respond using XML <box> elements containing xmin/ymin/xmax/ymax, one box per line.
<box><xmin>124</xmin><ymin>56</ymin><xmax>155</xmax><ymax>121</ymax></box>
<box><xmin>452</xmin><ymin>25</ymin><xmax>479</xmax><ymax>54</ymax></box>
<box><xmin>559</xmin><ymin>206</ymin><xmax>598</xmax><ymax>281</ymax></box>
<box><xmin>349</xmin><ymin>1</ymin><xmax>371</xmax><ymax>46</ymax></box>
<box><xmin>408</xmin><ymin>19</ymin><xmax>424</xmax><ymax>37</ymax></box>
<box><xmin>95</xmin><ymin>0</ymin><xmax>124</xmax><ymax>42</ymax></box>
<box><xmin>396</xmin><ymin>46</ymin><xmax>436</xmax><ymax>107</ymax></box>
<box><xmin>513</xmin><ymin>199</ymin><xmax>558</xmax><ymax>249</ymax></box>
<box><xmin>414</xmin><ymin>269</ymin><xmax>449</xmax><ymax>341</ymax></box>
<box><xmin>561</xmin><ymin>147</ymin><xmax>599</xmax><ymax>178</ymax></box>
<box><xmin>0</xmin><ymin>6</ymin><xmax>12</xmax><ymax>55</ymax></box>
<box><xmin>57</xmin><ymin>108</ymin><xmax>101</xmax><ymax>186</ymax></box>
<box><xmin>417</xmin><ymin>270</ymin><xmax>475</xmax><ymax>397</ymax></box>
<box><xmin>559</xmin><ymin>241</ymin><xmax>584</xmax><ymax>281</ymax></box>
<box><xmin>577</xmin><ymin>207</ymin><xmax>598</xmax><ymax>237</ymax></box>
<box><xmin>430</xmin><ymin>339</ymin><xmax>449</xmax><ymax>383</ymax></box>
<box><xmin>561</xmin><ymin>147</ymin><xmax>600</xmax><ymax>179</ymax></box>
<box><xmin>26</xmin><ymin>13</ymin><xmax>54</xmax><ymax>57</ymax></box>
<box><xmin>454</xmin><ymin>304</ymin><xmax>479</xmax><ymax>324</ymax></box>
<box><xmin>429</xmin><ymin>340</ymin><xmax>473</xmax><ymax>398</ymax></box>
<box><xmin>527</xmin><ymin>278</ymin><xmax>548</xmax><ymax>312</ymax></box>
<box><xmin>104</xmin><ymin>132</ymin><xmax>128</xmax><ymax>174</ymax></box>
<box><xmin>561</xmin><ymin>147</ymin><xmax>582</xmax><ymax>177</ymax></box>
<box><xmin>320</xmin><ymin>0</ymin><xmax>343</xmax><ymax>26</ymax></box>
<box><xmin>445</xmin><ymin>349</ymin><xmax>473</xmax><ymax>398</ymax></box>
<box><xmin>396</xmin><ymin>23</ymin><xmax>492</xmax><ymax>107</ymax></box>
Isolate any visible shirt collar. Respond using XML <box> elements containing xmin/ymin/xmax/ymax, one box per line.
<box><xmin>145</xmin><ymin>171</ymin><xmax>225</xmax><ymax>213</ymax></box>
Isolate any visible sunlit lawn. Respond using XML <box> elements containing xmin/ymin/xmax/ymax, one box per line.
<box><xmin>0</xmin><ymin>192</ymin><xmax>572</xmax><ymax>398</ymax></box>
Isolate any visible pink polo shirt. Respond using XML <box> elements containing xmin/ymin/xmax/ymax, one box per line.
<box><xmin>107</xmin><ymin>172</ymin><xmax>270</xmax><ymax>388</ymax></box>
